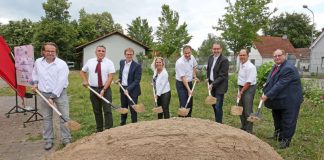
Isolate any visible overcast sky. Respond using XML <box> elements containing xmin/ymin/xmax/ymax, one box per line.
<box><xmin>1</xmin><ymin>0</ymin><xmax>324</xmax><ymax>49</ymax></box>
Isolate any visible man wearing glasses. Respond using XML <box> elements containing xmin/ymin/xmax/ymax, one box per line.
<box><xmin>261</xmin><ymin>49</ymin><xmax>303</xmax><ymax>149</ymax></box>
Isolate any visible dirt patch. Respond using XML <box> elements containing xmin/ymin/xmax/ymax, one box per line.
<box><xmin>47</xmin><ymin>118</ymin><xmax>282</xmax><ymax>160</ymax></box>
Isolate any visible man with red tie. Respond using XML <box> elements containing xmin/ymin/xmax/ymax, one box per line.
<box><xmin>261</xmin><ymin>49</ymin><xmax>303</xmax><ymax>149</ymax></box>
<box><xmin>80</xmin><ymin>45</ymin><xmax>115</xmax><ymax>132</ymax></box>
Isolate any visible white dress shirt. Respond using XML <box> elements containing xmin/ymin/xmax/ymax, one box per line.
<box><xmin>175</xmin><ymin>55</ymin><xmax>197</xmax><ymax>82</ymax></box>
<box><xmin>238</xmin><ymin>60</ymin><xmax>257</xmax><ymax>86</ymax></box>
<box><xmin>121</xmin><ymin>61</ymin><xmax>132</xmax><ymax>86</ymax></box>
<box><xmin>209</xmin><ymin>54</ymin><xmax>220</xmax><ymax>81</ymax></box>
<box><xmin>153</xmin><ymin>69</ymin><xmax>171</xmax><ymax>96</ymax></box>
<box><xmin>32</xmin><ymin>57</ymin><xmax>69</xmax><ymax>97</ymax></box>
<box><xmin>81</xmin><ymin>57</ymin><xmax>115</xmax><ymax>87</ymax></box>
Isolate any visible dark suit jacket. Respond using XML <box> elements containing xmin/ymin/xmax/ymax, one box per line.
<box><xmin>206</xmin><ymin>54</ymin><xmax>229</xmax><ymax>94</ymax></box>
<box><xmin>263</xmin><ymin>60</ymin><xmax>303</xmax><ymax>110</ymax></box>
<box><xmin>119</xmin><ymin>60</ymin><xmax>142</xmax><ymax>97</ymax></box>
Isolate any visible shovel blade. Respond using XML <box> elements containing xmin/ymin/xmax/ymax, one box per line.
<box><xmin>64</xmin><ymin>120</ymin><xmax>81</xmax><ymax>131</ymax></box>
<box><xmin>178</xmin><ymin>107</ymin><xmax>190</xmax><ymax>117</ymax></box>
<box><xmin>247</xmin><ymin>113</ymin><xmax>261</xmax><ymax>122</ymax></box>
<box><xmin>116</xmin><ymin>108</ymin><xmax>129</xmax><ymax>114</ymax></box>
<box><xmin>152</xmin><ymin>106</ymin><xmax>163</xmax><ymax>113</ymax></box>
<box><xmin>132</xmin><ymin>103</ymin><xmax>145</xmax><ymax>113</ymax></box>
<box><xmin>230</xmin><ymin>105</ymin><xmax>243</xmax><ymax>116</ymax></box>
<box><xmin>205</xmin><ymin>96</ymin><xmax>217</xmax><ymax>105</ymax></box>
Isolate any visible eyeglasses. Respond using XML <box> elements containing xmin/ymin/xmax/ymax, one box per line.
<box><xmin>273</xmin><ymin>54</ymin><xmax>283</xmax><ymax>58</ymax></box>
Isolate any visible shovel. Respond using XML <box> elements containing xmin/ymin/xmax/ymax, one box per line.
<box><xmin>205</xmin><ymin>81</ymin><xmax>217</xmax><ymax>105</ymax></box>
<box><xmin>230</xmin><ymin>89</ymin><xmax>243</xmax><ymax>116</ymax></box>
<box><xmin>151</xmin><ymin>83</ymin><xmax>163</xmax><ymax>114</ymax></box>
<box><xmin>247</xmin><ymin>96</ymin><xmax>264</xmax><ymax>122</ymax></box>
<box><xmin>87</xmin><ymin>86</ymin><xmax>128</xmax><ymax>114</ymax></box>
<box><xmin>117</xmin><ymin>82</ymin><xmax>145</xmax><ymax>113</ymax></box>
<box><xmin>178</xmin><ymin>80</ymin><xmax>197</xmax><ymax>117</ymax></box>
<box><xmin>35</xmin><ymin>89</ymin><xmax>81</xmax><ymax>131</ymax></box>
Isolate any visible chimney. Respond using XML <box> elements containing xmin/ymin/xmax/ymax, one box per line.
<box><xmin>282</xmin><ymin>35</ymin><xmax>287</xmax><ymax>39</ymax></box>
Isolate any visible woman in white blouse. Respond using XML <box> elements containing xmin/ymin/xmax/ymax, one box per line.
<box><xmin>152</xmin><ymin>57</ymin><xmax>171</xmax><ymax>119</ymax></box>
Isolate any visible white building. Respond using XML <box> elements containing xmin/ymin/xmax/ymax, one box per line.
<box><xmin>310</xmin><ymin>31</ymin><xmax>324</xmax><ymax>74</ymax></box>
<box><xmin>76</xmin><ymin>31</ymin><xmax>149</xmax><ymax>69</ymax></box>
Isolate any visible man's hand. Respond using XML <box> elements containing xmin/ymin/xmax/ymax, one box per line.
<box><xmin>208</xmin><ymin>84</ymin><xmax>213</xmax><ymax>91</ymax></box>
<box><xmin>124</xmin><ymin>89</ymin><xmax>129</xmax><ymax>96</ymax></box>
<box><xmin>100</xmin><ymin>89</ymin><xmax>105</xmax><ymax>97</ymax></box>
<box><xmin>188</xmin><ymin>90</ymin><xmax>193</xmax><ymax>96</ymax></box>
<box><xmin>48</xmin><ymin>98</ymin><xmax>54</xmax><ymax>105</ymax></box>
<box><xmin>261</xmin><ymin>95</ymin><xmax>268</xmax><ymax>101</ymax></box>
<box><xmin>194</xmin><ymin>77</ymin><xmax>200</xmax><ymax>83</ymax></box>
<box><xmin>115</xmin><ymin>79</ymin><xmax>120</xmax><ymax>84</ymax></box>
<box><xmin>82</xmin><ymin>81</ymin><xmax>89</xmax><ymax>88</ymax></box>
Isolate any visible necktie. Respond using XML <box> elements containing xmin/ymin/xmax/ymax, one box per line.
<box><xmin>271</xmin><ymin>65</ymin><xmax>279</xmax><ymax>77</ymax></box>
<box><xmin>95</xmin><ymin>59</ymin><xmax>103</xmax><ymax>87</ymax></box>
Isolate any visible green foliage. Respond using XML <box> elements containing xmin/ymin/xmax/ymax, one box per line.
<box><xmin>33</xmin><ymin>0</ymin><xmax>77</xmax><ymax>60</ymax></box>
<box><xmin>127</xmin><ymin>17</ymin><xmax>154</xmax><ymax>48</ymax></box>
<box><xmin>198</xmin><ymin>33</ymin><xmax>230</xmax><ymax>56</ymax></box>
<box><xmin>302</xmin><ymin>80</ymin><xmax>324</xmax><ymax>106</ymax></box>
<box><xmin>0</xmin><ymin>19</ymin><xmax>35</xmax><ymax>49</ymax></box>
<box><xmin>215</xmin><ymin>0</ymin><xmax>276</xmax><ymax>54</ymax></box>
<box><xmin>256</xmin><ymin>61</ymin><xmax>274</xmax><ymax>91</ymax></box>
<box><xmin>263</xmin><ymin>12</ymin><xmax>313</xmax><ymax>48</ymax></box>
<box><xmin>155</xmin><ymin>4</ymin><xmax>192</xmax><ymax>57</ymax></box>
<box><xmin>77</xmin><ymin>8</ymin><xmax>122</xmax><ymax>45</ymax></box>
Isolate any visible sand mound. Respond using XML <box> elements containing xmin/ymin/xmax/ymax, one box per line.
<box><xmin>46</xmin><ymin>118</ymin><xmax>282</xmax><ymax>160</ymax></box>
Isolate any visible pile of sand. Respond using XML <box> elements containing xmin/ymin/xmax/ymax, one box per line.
<box><xmin>46</xmin><ymin>118</ymin><xmax>282</xmax><ymax>160</ymax></box>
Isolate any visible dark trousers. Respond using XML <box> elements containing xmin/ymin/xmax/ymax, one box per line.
<box><xmin>239</xmin><ymin>85</ymin><xmax>256</xmax><ymax>133</ymax></box>
<box><xmin>120</xmin><ymin>86</ymin><xmax>138</xmax><ymax>125</ymax></box>
<box><xmin>157</xmin><ymin>91</ymin><xmax>171</xmax><ymax>119</ymax></box>
<box><xmin>89</xmin><ymin>87</ymin><xmax>113</xmax><ymax>132</ymax></box>
<box><xmin>211</xmin><ymin>93</ymin><xmax>224</xmax><ymax>123</ymax></box>
<box><xmin>272</xmin><ymin>105</ymin><xmax>300</xmax><ymax>142</ymax></box>
<box><xmin>176</xmin><ymin>80</ymin><xmax>193</xmax><ymax>117</ymax></box>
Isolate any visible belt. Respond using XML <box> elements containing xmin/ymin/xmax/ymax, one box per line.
<box><xmin>90</xmin><ymin>86</ymin><xmax>104</xmax><ymax>89</ymax></box>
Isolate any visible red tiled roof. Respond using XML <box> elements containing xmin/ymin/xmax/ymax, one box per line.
<box><xmin>253</xmin><ymin>36</ymin><xmax>296</xmax><ymax>58</ymax></box>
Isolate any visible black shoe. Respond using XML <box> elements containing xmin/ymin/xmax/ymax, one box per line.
<box><xmin>120</xmin><ymin>122</ymin><xmax>126</xmax><ymax>126</ymax></box>
<box><xmin>44</xmin><ymin>142</ymin><xmax>53</xmax><ymax>150</ymax></box>
<box><xmin>279</xmin><ymin>140</ymin><xmax>290</xmax><ymax>149</ymax></box>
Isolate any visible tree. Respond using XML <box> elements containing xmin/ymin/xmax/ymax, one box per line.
<box><xmin>263</xmin><ymin>12</ymin><xmax>313</xmax><ymax>48</ymax></box>
<box><xmin>155</xmin><ymin>4</ymin><xmax>192</xmax><ymax>57</ymax></box>
<box><xmin>214</xmin><ymin>0</ymin><xmax>276</xmax><ymax>55</ymax></box>
<box><xmin>76</xmin><ymin>8</ymin><xmax>123</xmax><ymax>45</ymax></box>
<box><xmin>33</xmin><ymin>0</ymin><xmax>77</xmax><ymax>60</ymax></box>
<box><xmin>198</xmin><ymin>33</ymin><xmax>230</xmax><ymax>57</ymax></box>
<box><xmin>127</xmin><ymin>17</ymin><xmax>154</xmax><ymax>48</ymax></box>
<box><xmin>0</xmin><ymin>19</ymin><xmax>35</xmax><ymax>49</ymax></box>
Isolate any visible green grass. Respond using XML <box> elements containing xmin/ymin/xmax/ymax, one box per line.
<box><xmin>1</xmin><ymin>70</ymin><xmax>323</xmax><ymax>159</ymax></box>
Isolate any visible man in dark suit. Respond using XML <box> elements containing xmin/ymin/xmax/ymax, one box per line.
<box><xmin>118</xmin><ymin>47</ymin><xmax>142</xmax><ymax>126</ymax></box>
<box><xmin>206</xmin><ymin>43</ymin><xmax>229</xmax><ymax>123</ymax></box>
<box><xmin>261</xmin><ymin>49</ymin><xmax>303</xmax><ymax>149</ymax></box>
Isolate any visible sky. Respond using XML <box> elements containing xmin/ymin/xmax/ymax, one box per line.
<box><xmin>1</xmin><ymin>0</ymin><xmax>324</xmax><ymax>50</ymax></box>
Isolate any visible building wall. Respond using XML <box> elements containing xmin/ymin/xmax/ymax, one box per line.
<box><xmin>249</xmin><ymin>47</ymin><xmax>263</xmax><ymax>67</ymax></box>
<box><xmin>82</xmin><ymin>34</ymin><xmax>146</xmax><ymax>69</ymax></box>
<box><xmin>310</xmin><ymin>36</ymin><xmax>324</xmax><ymax>73</ymax></box>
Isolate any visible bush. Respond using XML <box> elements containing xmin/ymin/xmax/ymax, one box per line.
<box><xmin>256</xmin><ymin>62</ymin><xmax>274</xmax><ymax>91</ymax></box>
<box><xmin>302</xmin><ymin>80</ymin><xmax>324</xmax><ymax>106</ymax></box>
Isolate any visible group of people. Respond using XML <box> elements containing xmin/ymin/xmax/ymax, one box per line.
<box><xmin>31</xmin><ymin>42</ymin><xmax>302</xmax><ymax>151</ymax></box>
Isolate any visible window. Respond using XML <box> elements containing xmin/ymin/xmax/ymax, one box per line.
<box><xmin>250</xmin><ymin>59</ymin><xmax>255</xmax><ymax>65</ymax></box>
<box><xmin>322</xmin><ymin>57</ymin><xmax>324</xmax><ymax>68</ymax></box>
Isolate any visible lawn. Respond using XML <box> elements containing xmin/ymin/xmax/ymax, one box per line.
<box><xmin>1</xmin><ymin>70</ymin><xmax>323</xmax><ymax>159</ymax></box>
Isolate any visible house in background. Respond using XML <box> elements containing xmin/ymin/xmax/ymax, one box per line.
<box><xmin>309</xmin><ymin>31</ymin><xmax>324</xmax><ymax>74</ymax></box>
<box><xmin>245</xmin><ymin>36</ymin><xmax>297</xmax><ymax>68</ymax></box>
<box><xmin>295</xmin><ymin>48</ymin><xmax>311</xmax><ymax>71</ymax></box>
<box><xmin>76</xmin><ymin>31</ymin><xmax>149</xmax><ymax>69</ymax></box>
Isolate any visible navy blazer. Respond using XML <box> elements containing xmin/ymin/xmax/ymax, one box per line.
<box><xmin>263</xmin><ymin>60</ymin><xmax>303</xmax><ymax>110</ymax></box>
<box><xmin>119</xmin><ymin>60</ymin><xmax>142</xmax><ymax>97</ymax></box>
<box><xmin>206</xmin><ymin>54</ymin><xmax>229</xmax><ymax>94</ymax></box>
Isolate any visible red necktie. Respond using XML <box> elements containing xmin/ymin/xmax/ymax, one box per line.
<box><xmin>95</xmin><ymin>59</ymin><xmax>103</xmax><ymax>87</ymax></box>
<box><xmin>271</xmin><ymin>65</ymin><xmax>278</xmax><ymax>77</ymax></box>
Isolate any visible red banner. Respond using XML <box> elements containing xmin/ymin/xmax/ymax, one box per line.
<box><xmin>0</xmin><ymin>36</ymin><xmax>26</xmax><ymax>100</ymax></box>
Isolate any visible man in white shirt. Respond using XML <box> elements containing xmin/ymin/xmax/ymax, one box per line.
<box><xmin>237</xmin><ymin>49</ymin><xmax>257</xmax><ymax>133</ymax></box>
<box><xmin>80</xmin><ymin>45</ymin><xmax>115</xmax><ymax>132</ymax></box>
<box><xmin>175</xmin><ymin>45</ymin><xmax>198</xmax><ymax>117</ymax></box>
<box><xmin>118</xmin><ymin>48</ymin><xmax>142</xmax><ymax>125</ymax></box>
<box><xmin>32</xmin><ymin>42</ymin><xmax>71</xmax><ymax>150</ymax></box>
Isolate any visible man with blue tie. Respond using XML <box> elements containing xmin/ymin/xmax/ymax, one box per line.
<box><xmin>118</xmin><ymin>48</ymin><xmax>142</xmax><ymax>126</ymax></box>
<box><xmin>261</xmin><ymin>49</ymin><xmax>303</xmax><ymax>149</ymax></box>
